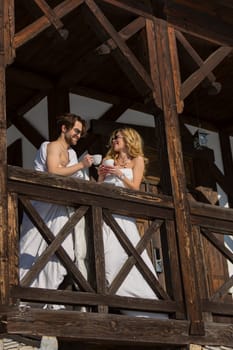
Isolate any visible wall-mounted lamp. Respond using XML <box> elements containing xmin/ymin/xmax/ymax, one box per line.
<box><xmin>193</xmin><ymin>129</ymin><xmax>208</xmax><ymax>150</ymax></box>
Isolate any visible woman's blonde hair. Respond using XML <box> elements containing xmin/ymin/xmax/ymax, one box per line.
<box><xmin>106</xmin><ymin>128</ymin><xmax>148</xmax><ymax>166</ymax></box>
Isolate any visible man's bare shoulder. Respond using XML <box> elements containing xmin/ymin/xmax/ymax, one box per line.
<box><xmin>47</xmin><ymin>140</ymin><xmax>61</xmax><ymax>154</ymax></box>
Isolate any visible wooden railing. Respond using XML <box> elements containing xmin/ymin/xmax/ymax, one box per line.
<box><xmin>3</xmin><ymin>165</ymin><xmax>233</xmax><ymax>346</ymax></box>
<box><xmin>7</xmin><ymin>165</ymin><xmax>181</xmax><ymax>314</ymax></box>
<box><xmin>190</xmin><ymin>199</ymin><xmax>233</xmax><ymax>320</ymax></box>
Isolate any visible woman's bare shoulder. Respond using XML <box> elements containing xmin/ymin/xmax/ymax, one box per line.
<box><xmin>133</xmin><ymin>155</ymin><xmax>144</xmax><ymax>163</ymax></box>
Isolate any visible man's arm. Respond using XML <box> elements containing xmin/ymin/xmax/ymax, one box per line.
<box><xmin>46</xmin><ymin>142</ymin><xmax>92</xmax><ymax>176</ymax></box>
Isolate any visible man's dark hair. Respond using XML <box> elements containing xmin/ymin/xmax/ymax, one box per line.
<box><xmin>56</xmin><ymin>113</ymin><xmax>87</xmax><ymax>137</ymax></box>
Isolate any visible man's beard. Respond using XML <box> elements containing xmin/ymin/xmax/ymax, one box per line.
<box><xmin>64</xmin><ymin>133</ymin><xmax>76</xmax><ymax>146</ymax></box>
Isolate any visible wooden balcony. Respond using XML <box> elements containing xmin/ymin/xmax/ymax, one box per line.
<box><xmin>1</xmin><ymin>165</ymin><xmax>233</xmax><ymax>348</ymax></box>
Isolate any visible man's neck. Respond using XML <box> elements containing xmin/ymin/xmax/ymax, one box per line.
<box><xmin>57</xmin><ymin>136</ymin><xmax>69</xmax><ymax>150</ymax></box>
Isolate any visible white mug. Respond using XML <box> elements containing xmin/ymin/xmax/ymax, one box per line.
<box><xmin>103</xmin><ymin>159</ymin><xmax>114</xmax><ymax>166</ymax></box>
<box><xmin>92</xmin><ymin>154</ymin><xmax>102</xmax><ymax>166</ymax></box>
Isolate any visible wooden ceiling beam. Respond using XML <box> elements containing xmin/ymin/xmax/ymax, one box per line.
<box><xmin>181</xmin><ymin>46</ymin><xmax>232</xmax><ymax>100</ymax></box>
<box><xmin>33</xmin><ymin>0</ymin><xmax>69</xmax><ymax>39</ymax></box>
<box><xmin>97</xmin><ymin>100</ymin><xmax>132</xmax><ymax>122</ymax></box>
<box><xmin>70</xmin><ymin>85</ymin><xmax>123</xmax><ymax>105</ymax></box>
<box><xmin>70</xmin><ymin>85</ymin><xmax>154</xmax><ymax>115</ymax></box>
<box><xmin>6</xmin><ymin>67</ymin><xmax>54</xmax><ymax>90</ymax></box>
<box><xmin>77</xmin><ymin>100</ymin><xmax>132</xmax><ymax>154</ymax></box>
<box><xmin>100</xmin><ymin>0</ymin><xmax>154</xmax><ymax>19</ymax></box>
<box><xmin>179</xmin><ymin>113</ymin><xmax>219</xmax><ymax>133</ymax></box>
<box><xmin>7</xmin><ymin>92</ymin><xmax>46</xmax><ymax>148</ymax></box>
<box><xmin>175</xmin><ymin>30</ymin><xmax>221</xmax><ymax>95</ymax></box>
<box><xmin>101</xmin><ymin>0</ymin><xmax>233</xmax><ymax>46</ymax></box>
<box><xmin>16</xmin><ymin>92</ymin><xmax>47</xmax><ymax>117</ymax></box>
<box><xmin>95</xmin><ymin>16</ymin><xmax>145</xmax><ymax>54</ymax></box>
<box><xmin>58</xmin><ymin>16</ymin><xmax>145</xmax><ymax>88</ymax></box>
<box><xmin>84</xmin><ymin>0</ymin><xmax>153</xmax><ymax>98</ymax></box>
<box><xmin>14</xmin><ymin>0</ymin><xmax>84</xmax><ymax>48</ymax></box>
<box><xmin>9</xmin><ymin>113</ymin><xmax>45</xmax><ymax>149</ymax></box>
<box><xmin>165</xmin><ymin>1</ymin><xmax>233</xmax><ymax>46</ymax></box>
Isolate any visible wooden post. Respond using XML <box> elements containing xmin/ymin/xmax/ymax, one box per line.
<box><xmin>0</xmin><ymin>0</ymin><xmax>14</xmax><ymax>304</ymax></box>
<box><xmin>152</xmin><ymin>18</ymin><xmax>204</xmax><ymax>335</ymax></box>
<box><xmin>90</xmin><ymin>206</ymin><xmax>108</xmax><ymax>313</ymax></box>
<box><xmin>154</xmin><ymin>113</ymin><xmax>172</xmax><ymax>195</ymax></box>
<box><xmin>7</xmin><ymin>193</ymin><xmax>19</xmax><ymax>305</ymax></box>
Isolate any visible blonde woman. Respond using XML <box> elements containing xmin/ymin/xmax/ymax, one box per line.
<box><xmin>98</xmin><ymin>128</ymin><xmax>167</xmax><ymax>318</ymax></box>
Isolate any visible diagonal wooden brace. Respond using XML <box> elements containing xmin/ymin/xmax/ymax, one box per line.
<box><xmin>33</xmin><ymin>0</ymin><xmax>69</xmax><ymax>39</ymax></box>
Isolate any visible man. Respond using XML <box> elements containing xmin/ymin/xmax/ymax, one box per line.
<box><xmin>19</xmin><ymin>113</ymin><xmax>93</xmax><ymax>298</ymax></box>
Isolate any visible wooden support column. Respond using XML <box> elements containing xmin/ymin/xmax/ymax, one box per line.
<box><xmin>154</xmin><ymin>113</ymin><xmax>172</xmax><ymax>195</ymax></box>
<box><xmin>219</xmin><ymin>130</ymin><xmax>233</xmax><ymax>208</ymax></box>
<box><xmin>152</xmin><ymin>18</ymin><xmax>204</xmax><ymax>335</ymax></box>
<box><xmin>90</xmin><ymin>206</ymin><xmax>108</xmax><ymax>313</ymax></box>
<box><xmin>0</xmin><ymin>0</ymin><xmax>14</xmax><ymax>304</ymax></box>
<box><xmin>47</xmin><ymin>87</ymin><xmax>70</xmax><ymax>140</ymax></box>
<box><xmin>7</xmin><ymin>193</ymin><xmax>19</xmax><ymax>305</ymax></box>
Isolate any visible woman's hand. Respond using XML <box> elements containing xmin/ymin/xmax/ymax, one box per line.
<box><xmin>102</xmin><ymin>165</ymin><xmax>123</xmax><ymax>178</ymax></box>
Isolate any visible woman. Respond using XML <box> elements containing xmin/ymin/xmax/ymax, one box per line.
<box><xmin>98</xmin><ymin>128</ymin><xmax>167</xmax><ymax>318</ymax></box>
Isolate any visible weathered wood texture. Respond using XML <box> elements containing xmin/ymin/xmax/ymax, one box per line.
<box><xmin>2</xmin><ymin>0</ymin><xmax>233</xmax><ymax>348</ymax></box>
<box><xmin>153</xmin><ymin>18</ymin><xmax>204</xmax><ymax>335</ymax></box>
<box><xmin>7</xmin><ymin>193</ymin><xmax>19</xmax><ymax>304</ymax></box>
<box><xmin>7</xmin><ymin>0</ymin><xmax>233</xmax><ymax>134</ymax></box>
<box><xmin>0</xmin><ymin>0</ymin><xmax>10</xmax><ymax>305</ymax></box>
<box><xmin>6</xmin><ymin>309</ymin><xmax>233</xmax><ymax>347</ymax></box>
<box><xmin>84</xmin><ymin>0</ymin><xmax>153</xmax><ymax>98</ymax></box>
<box><xmin>3</xmin><ymin>165</ymin><xmax>233</xmax><ymax>346</ymax></box>
<box><xmin>14</xmin><ymin>0</ymin><xmax>84</xmax><ymax>48</ymax></box>
<box><xmin>165</xmin><ymin>0</ymin><xmax>233</xmax><ymax>46</ymax></box>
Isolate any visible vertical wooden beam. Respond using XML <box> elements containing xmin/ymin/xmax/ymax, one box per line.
<box><xmin>145</xmin><ymin>19</ymin><xmax>162</xmax><ymax>110</ymax></box>
<box><xmin>219</xmin><ymin>130</ymin><xmax>233</xmax><ymax>207</ymax></box>
<box><xmin>90</xmin><ymin>206</ymin><xmax>108</xmax><ymax>313</ymax></box>
<box><xmin>153</xmin><ymin>18</ymin><xmax>204</xmax><ymax>335</ymax></box>
<box><xmin>4</xmin><ymin>0</ymin><xmax>15</xmax><ymax>65</ymax></box>
<box><xmin>154</xmin><ymin>113</ymin><xmax>172</xmax><ymax>195</ymax></box>
<box><xmin>47</xmin><ymin>87</ymin><xmax>70</xmax><ymax>140</ymax></box>
<box><xmin>0</xmin><ymin>0</ymin><xmax>9</xmax><ymax>304</ymax></box>
<box><xmin>146</xmin><ymin>19</ymin><xmax>172</xmax><ymax>194</ymax></box>
<box><xmin>167</xmin><ymin>26</ymin><xmax>183</xmax><ymax>114</ymax></box>
<box><xmin>162</xmin><ymin>220</ymin><xmax>185</xmax><ymax>320</ymax></box>
<box><xmin>8</xmin><ymin>192</ymin><xmax>19</xmax><ymax>305</ymax></box>
<box><xmin>191</xmin><ymin>225</ymin><xmax>212</xmax><ymax>322</ymax></box>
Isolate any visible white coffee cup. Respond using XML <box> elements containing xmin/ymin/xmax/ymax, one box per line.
<box><xmin>92</xmin><ymin>154</ymin><xmax>102</xmax><ymax>166</ymax></box>
<box><xmin>103</xmin><ymin>159</ymin><xmax>114</xmax><ymax>166</ymax></box>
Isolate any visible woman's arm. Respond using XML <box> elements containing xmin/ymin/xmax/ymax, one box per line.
<box><xmin>101</xmin><ymin>156</ymin><xmax>144</xmax><ymax>190</ymax></box>
<box><xmin>120</xmin><ymin>156</ymin><xmax>144</xmax><ymax>190</ymax></box>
